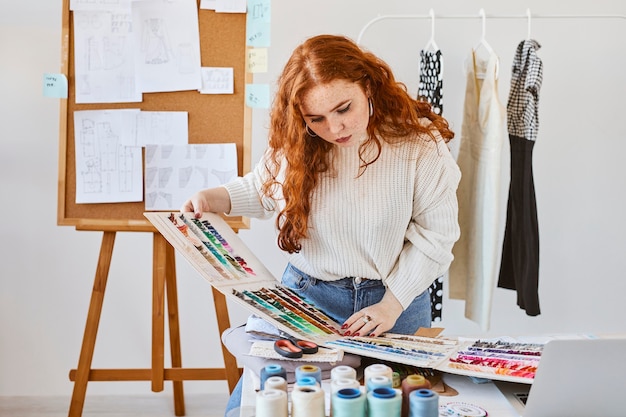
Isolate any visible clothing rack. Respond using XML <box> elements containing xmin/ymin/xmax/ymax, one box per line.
<box><xmin>357</xmin><ymin>10</ymin><xmax>626</xmax><ymax>44</ymax></box>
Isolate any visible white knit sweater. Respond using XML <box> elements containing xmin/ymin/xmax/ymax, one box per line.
<box><xmin>224</xmin><ymin>134</ymin><xmax>461</xmax><ymax>309</ymax></box>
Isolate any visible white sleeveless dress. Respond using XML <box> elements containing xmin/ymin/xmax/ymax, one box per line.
<box><xmin>449</xmin><ymin>49</ymin><xmax>506</xmax><ymax>330</ymax></box>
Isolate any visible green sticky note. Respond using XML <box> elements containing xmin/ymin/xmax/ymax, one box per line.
<box><xmin>43</xmin><ymin>73</ymin><xmax>68</xmax><ymax>98</ymax></box>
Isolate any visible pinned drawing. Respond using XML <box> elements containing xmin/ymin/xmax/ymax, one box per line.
<box><xmin>74</xmin><ymin>110</ymin><xmax>143</xmax><ymax>203</ymax></box>
<box><xmin>73</xmin><ymin>10</ymin><xmax>141</xmax><ymax>103</ymax></box>
<box><xmin>131</xmin><ymin>0</ymin><xmax>202</xmax><ymax>93</ymax></box>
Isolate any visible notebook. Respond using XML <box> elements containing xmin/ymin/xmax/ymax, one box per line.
<box><xmin>499</xmin><ymin>337</ymin><xmax>626</xmax><ymax>417</ymax></box>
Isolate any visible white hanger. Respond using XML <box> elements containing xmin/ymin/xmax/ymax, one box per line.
<box><xmin>423</xmin><ymin>8</ymin><xmax>439</xmax><ymax>52</ymax></box>
<box><xmin>472</xmin><ymin>9</ymin><xmax>498</xmax><ymax>79</ymax></box>
<box><xmin>526</xmin><ymin>8</ymin><xmax>532</xmax><ymax>40</ymax></box>
<box><xmin>473</xmin><ymin>9</ymin><xmax>494</xmax><ymax>55</ymax></box>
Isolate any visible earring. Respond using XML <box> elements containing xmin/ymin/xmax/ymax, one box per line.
<box><xmin>305</xmin><ymin>125</ymin><xmax>318</xmax><ymax>137</ymax></box>
<box><xmin>369</xmin><ymin>99</ymin><xmax>374</xmax><ymax>117</ymax></box>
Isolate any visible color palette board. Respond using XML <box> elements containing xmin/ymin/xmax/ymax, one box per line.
<box><xmin>146</xmin><ymin>211</ymin><xmax>540</xmax><ymax>383</ymax></box>
<box><xmin>145</xmin><ymin>211</ymin><xmax>344</xmax><ymax>343</ymax></box>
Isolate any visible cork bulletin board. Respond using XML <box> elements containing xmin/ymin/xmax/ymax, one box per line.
<box><xmin>57</xmin><ymin>0</ymin><xmax>252</xmax><ymax>231</ymax></box>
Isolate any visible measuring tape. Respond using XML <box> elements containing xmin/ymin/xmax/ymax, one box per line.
<box><xmin>440</xmin><ymin>402</ymin><xmax>488</xmax><ymax>416</ymax></box>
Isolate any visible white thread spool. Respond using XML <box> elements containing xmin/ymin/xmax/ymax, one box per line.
<box><xmin>255</xmin><ymin>388</ymin><xmax>288</xmax><ymax>417</ymax></box>
<box><xmin>264</xmin><ymin>375</ymin><xmax>287</xmax><ymax>392</ymax></box>
<box><xmin>331</xmin><ymin>378</ymin><xmax>361</xmax><ymax>395</ymax></box>
<box><xmin>364</xmin><ymin>364</ymin><xmax>393</xmax><ymax>391</ymax></box>
<box><xmin>291</xmin><ymin>384</ymin><xmax>325</xmax><ymax>417</ymax></box>
<box><xmin>331</xmin><ymin>365</ymin><xmax>357</xmax><ymax>382</ymax></box>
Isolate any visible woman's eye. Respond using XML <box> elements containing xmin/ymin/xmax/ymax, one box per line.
<box><xmin>338</xmin><ymin>104</ymin><xmax>351</xmax><ymax>114</ymax></box>
<box><xmin>310</xmin><ymin>117</ymin><xmax>323</xmax><ymax>123</ymax></box>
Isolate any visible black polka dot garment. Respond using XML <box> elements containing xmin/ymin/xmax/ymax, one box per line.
<box><xmin>418</xmin><ymin>48</ymin><xmax>445</xmax><ymax>322</ymax></box>
<box><xmin>418</xmin><ymin>49</ymin><xmax>443</xmax><ymax>115</ymax></box>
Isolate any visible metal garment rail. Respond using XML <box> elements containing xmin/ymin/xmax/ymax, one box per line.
<box><xmin>356</xmin><ymin>9</ymin><xmax>626</xmax><ymax>44</ymax></box>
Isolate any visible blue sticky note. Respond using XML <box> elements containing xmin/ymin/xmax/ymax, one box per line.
<box><xmin>43</xmin><ymin>73</ymin><xmax>68</xmax><ymax>98</ymax></box>
<box><xmin>245</xmin><ymin>83</ymin><xmax>270</xmax><ymax>108</ymax></box>
<box><xmin>246</xmin><ymin>0</ymin><xmax>271</xmax><ymax>47</ymax></box>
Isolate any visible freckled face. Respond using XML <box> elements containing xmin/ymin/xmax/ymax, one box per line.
<box><xmin>301</xmin><ymin>79</ymin><xmax>370</xmax><ymax>147</ymax></box>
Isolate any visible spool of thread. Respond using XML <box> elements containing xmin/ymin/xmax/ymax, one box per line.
<box><xmin>295</xmin><ymin>364</ymin><xmax>322</xmax><ymax>385</ymax></box>
<box><xmin>330</xmin><ymin>378</ymin><xmax>361</xmax><ymax>417</ymax></box>
<box><xmin>364</xmin><ymin>364</ymin><xmax>393</xmax><ymax>390</ymax></box>
<box><xmin>296</xmin><ymin>375</ymin><xmax>319</xmax><ymax>387</ymax></box>
<box><xmin>367</xmin><ymin>387</ymin><xmax>401</xmax><ymax>417</ymax></box>
<box><xmin>264</xmin><ymin>375</ymin><xmax>287</xmax><ymax>392</ymax></box>
<box><xmin>259</xmin><ymin>364</ymin><xmax>287</xmax><ymax>390</ymax></box>
<box><xmin>291</xmin><ymin>384</ymin><xmax>325</xmax><ymax>417</ymax></box>
<box><xmin>401</xmin><ymin>374</ymin><xmax>432</xmax><ymax>417</ymax></box>
<box><xmin>255</xmin><ymin>388</ymin><xmax>288</xmax><ymax>417</ymax></box>
<box><xmin>332</xmin><ymin>387</ymin><xmax>366</xmax><ymax>417</ymax></box>
<box><xmin>331</xmin><ymin>378</ymin><xmax>361</xmax><ymax>394</ymax></box>
<box><xmin>392</xmin><ymin>372</ymin><xmax>401</xmax><ymax>388</ymax></box>
<box><xmin>409</xmin><ymin>389</ymin><xmax>439</xmax><ymax>417</ymax></box>
<box><xmin>331</xmin><ymin>365</ymin><xmax>357</xmax><ymax>382</ymax></box>
<box><xmin>366</xmin><ymin>375</ymin><xmax>392</xmax><ymax>392</ymax></box>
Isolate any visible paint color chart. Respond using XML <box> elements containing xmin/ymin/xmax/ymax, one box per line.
<box><xmin>146</xmin><ymin>211</ymin><xmax>542</xmax><ymax>384</ymax></box>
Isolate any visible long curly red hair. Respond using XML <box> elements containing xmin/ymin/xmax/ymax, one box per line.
<box><xmin>262</xmin><ymin>34</ymin><xmax>454</xmax><ymax>253</ymax></box>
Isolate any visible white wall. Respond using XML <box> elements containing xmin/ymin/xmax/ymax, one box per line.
<box><xmin>1</xmin><ymin>0</ymin><xmax>625</xmax><ymax>398</ymax></box>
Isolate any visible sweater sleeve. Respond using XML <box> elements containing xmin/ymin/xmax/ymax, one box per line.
<box><xmin>384</xmin><ymin>139</ymin><xmax>461</xmax><ymax>309</ymax></box>
<box><xmin>222</xmin><ymin>152</ymin><xmax>277</xmax><ymax>220</ymax></box>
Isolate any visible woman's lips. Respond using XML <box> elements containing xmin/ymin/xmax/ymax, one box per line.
<box><xmin>335</xmin><ymin>135</ymin><xmax>351</xmax><ymax>144</ymax></box>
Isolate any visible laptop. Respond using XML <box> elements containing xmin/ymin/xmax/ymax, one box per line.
<box><xmin>497</xmin><ymin>337</ymin><xmax>626</xmax><ymax>417</ymax></box>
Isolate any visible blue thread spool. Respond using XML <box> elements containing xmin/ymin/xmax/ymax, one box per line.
<box><xmin>295</xmin><ymin>364</ymin><xmax>322</xmax><ymax>385</ymax></box>
<box><xmin>366</xmin><ymin>375</ymin><xmax>392</xmax><ymax>392</ymax></box>
<box><xmin>332</xmin><ymin>387</ymin><xmax>366</xmax><ymax>417</ymax></box>
<box><xmin>259</xmin><ymin>364</ymin><xmax>286</xmax><ymax>390</ymax></box>
<box><xmin>296</xmin><ymin>375</ymin><xmax>319</xmax><ymax>387</ymax></box>
<box><xmin>367</xmin><ymin>387</ymin><xmax>401</xmax><ymax>417</ymax></box>
<box><xmin>409</xmin><ymin>389</ymin><xmax>438</xmax><ymax>417</ymax></box>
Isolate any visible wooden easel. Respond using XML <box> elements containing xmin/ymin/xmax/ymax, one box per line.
<box><xmin>67</xmin><ymin>224</ymin><xmax>242</xmax><ymax>417</ymax></box>
<box><xmin>57</xmin><ymin>3</ymin><xmax>252</xmax><ymax>415</ymax></box>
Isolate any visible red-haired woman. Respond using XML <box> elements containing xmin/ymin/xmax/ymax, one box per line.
<box><xmin>181</xmin><ymin>34</ymin><xmax>460</xmax><ymax>414</ymax></box>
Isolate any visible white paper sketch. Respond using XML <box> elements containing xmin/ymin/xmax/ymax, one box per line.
<box><xmin>200</xmin><ymin>67</ymin><xmax>234</xmax><ymax>94</ymax></box>
<box><xmin>121</xmin><ymin>111</ymin><xmax>189</xmax><ymax>146</ymax></box>
<box><xmin>74</xmin><ymin>110</ymin><xmax>143</xmax><ymax>203</ymax></box>
<box><xmin>132</xmin><ymin>0</ymin><xmax>202</xmax><ymax>93</ymax></box>
<box><xmin>70</xmin><ymin>0</ymin><xmax>130</xmax><ymax>11</ymax></box>
<box><xmin>215</xmin><ymin>0</ymin><xmax>246</xmax><ymax>13</ymax></box>
<box><xmin>144</xmin><ymin>143</ymin><xmax>238</xmax><ymax>210</ymax></box>
<box><xmin>73</xmin><ymin>10</ymin><xmax>142</xmax><ymax>103</ymax></box>
<box><xmin>199</xmin><ymin>0</ymin><xmax>217</xmax><ymax>10</ymax></box>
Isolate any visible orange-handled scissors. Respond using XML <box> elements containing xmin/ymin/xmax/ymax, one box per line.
<box><xmin>274</xmin><ymin>339</ymin><xmax>319</xmax><ymax>358</ymax></box>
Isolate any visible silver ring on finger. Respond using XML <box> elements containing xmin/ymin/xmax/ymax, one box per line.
<box><xmin>362</xmin><ymin>315</ymin><xmax>372</xmax><ymax>324</ymax></box>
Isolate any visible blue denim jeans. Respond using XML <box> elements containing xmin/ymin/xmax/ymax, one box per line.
<box><xmin>281</xmin><ymin>263</ymin><xmax>432</xmax><ymax>333</ymax></box>
<box><xmin>224</xmin><ymin>263</ymin><xmax>433</xmax><ymax>415</ymax></box>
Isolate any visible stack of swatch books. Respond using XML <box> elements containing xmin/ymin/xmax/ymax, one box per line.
<box><xmin>145</xmin><ymin>211</ymin><xmax>543</xmax><ymax>384</ymax></box>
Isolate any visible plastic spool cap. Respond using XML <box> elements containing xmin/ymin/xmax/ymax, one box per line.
<box><xmin>372</xmin><ymin>387</ymin><xmax>396</xmax><ymax>399</ymax></box>
<box><xmin>336</xmin><ymin>388</ymin><xmax>361</xmax><ymax>399</ymax></box>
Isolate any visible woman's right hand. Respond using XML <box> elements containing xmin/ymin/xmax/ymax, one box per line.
<box><xmin>180</xmin><ymin>187</ymin><xmax>232</xmax><ymax>218</ymax></box>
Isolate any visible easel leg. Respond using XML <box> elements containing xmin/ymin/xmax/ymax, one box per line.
<box><xmin>68</xmin><ymin>231</ymin><xmax>116</xmax><ymax>417</ymax></box>
<box><xmin>152</xmin><ymin>233</ymin><xmax>166</xmax><ymax>393</ymax></box>
<box><xmin>211</xmin><ymin>287</ymin><xmax>242</xmax><ymax>392</ymax></box>
<box><xmin>164</xmin><ymin>240</ymin><xmax>185</xmax><ymax>416</ymax></box>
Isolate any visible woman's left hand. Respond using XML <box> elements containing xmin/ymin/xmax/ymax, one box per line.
<box><xmin>342</xmin><ymin>290</ymin><xmax>403</xmax><ymax>337</ymax></box>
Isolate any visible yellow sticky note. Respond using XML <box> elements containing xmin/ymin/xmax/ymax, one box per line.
<box><xmin>247</xmin><ymin>48</ymin><xmax>268</xmax><ymax>73</ymax></box>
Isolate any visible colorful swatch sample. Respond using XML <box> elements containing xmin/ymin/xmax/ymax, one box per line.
<box><xmin>446</xmin><ymin>340</ymin><xmax>543</xmax><ymax>379</ymax></box>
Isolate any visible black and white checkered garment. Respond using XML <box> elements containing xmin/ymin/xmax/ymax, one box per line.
<box><xmin>507</xmin><ymin>39</ymin><xmax>543</xmax><ymax>141</ymax></box>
